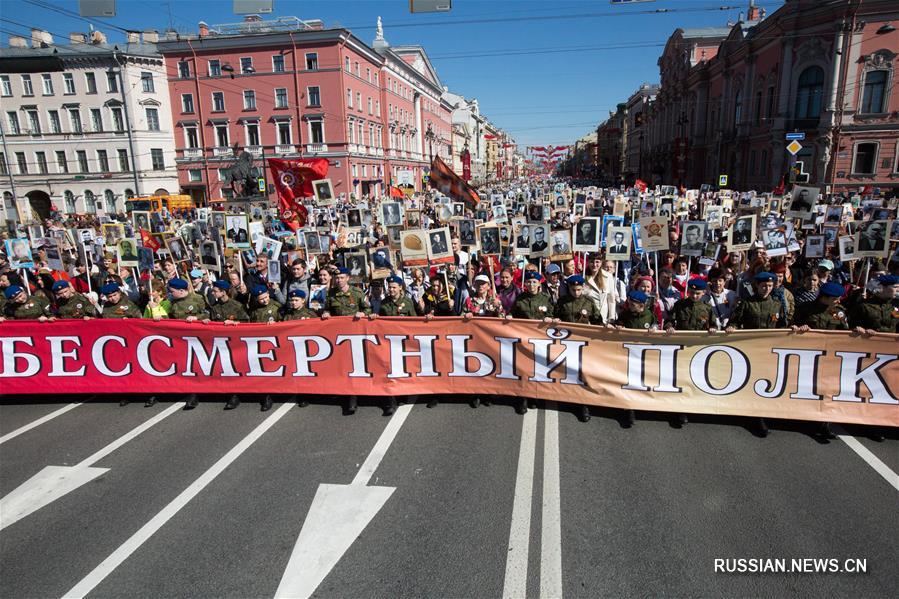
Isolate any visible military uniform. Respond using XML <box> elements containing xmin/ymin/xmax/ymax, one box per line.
<box><xmin>511</xmin><ymin>291</ymin><xmax>554</xmax><ymax>320</ymax></box>
<box><xmin>168</xmin><ymin>293</ymin><xmax>210</xmax><ymax>320</ymax></box>
<box><xmin>55</xmin><ymin>293</ymin><xmax>97</xmax><ymax>319</ymax></box>
<box><xmin>730</xmin><ymin>296</ymin><xmax>784</xmax><ymax>329</ymax></box>
<box><xmin>209</xmin><ymin>298</ymin><xmax>250</xmax><ymax>322</ymax></box>
<box><xmin>617</xmin><ymin>307</ymin><xmax>657</xmax><ymax>330</ymax></box>
<box><xmin>378</xmin><ymin>295</ymin><xmax>417</xmax><ymax>317</ymax></box>
<box><xmin>250</xmin><ymin>301</ymin><xmax>283</xmax><ymax>323</ymax></box>
<box><xmin>281</xmin><ymin>306</ymin><xmax>318</xmax><ymax>321</ymax></box>
<box><xmin>666</xmin><ymin>298</ymin><xmax>715</xmax><ymax>331</ymax></box>
<box><xmin>325</xmin><ymin>287</ymin><xmax>371</xmax><ymax>316</ymax></box>
<box><xmin>849</xmin><ymin>297</ymin><xmax>899</xmax><ymax>333</ymax></box>
<box><xmin>101</xmin><ymin>297</ymin><xmax>142</xmax><ymax>319</ymax></box>
<box><xmin>554</xmin><ymin>295</ymin><xmax>603</xmax><ymax>324</ymax></box>
<box><xmin>3</xmin><ymin>295</ymin><xmax>51</xmax><ymax>320</ymax></box>
<box><xmin>795</xmin><ymin>301</ymin><xmax>850</xmax><ymax>330</ymax></box>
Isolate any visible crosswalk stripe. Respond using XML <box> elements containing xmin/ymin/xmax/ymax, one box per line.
<box><xmin>540</xmin><ymin>403</ymin><xmax>563</xmax><ymax>599</ymax></box>
<box><xmin>502</xmin><ymin>409</ymin><xmax>538</xmax><ymax>599</ymax></box>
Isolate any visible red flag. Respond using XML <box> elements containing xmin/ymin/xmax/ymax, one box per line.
<box><xmin>772</xmin><ymin>175</ymin><xmax>785</xmax><ymax>196</ymax></box>
<box><xmin>429</xmin><ymin>156</ymin><xmax>481</xmax><ymax>208</ymax></box>
<box><xmin>139</xmin><ymin>228</ymin><xmax>160</xmax><ymax>251</ymax></box>
<box><xmin>269</xmin><ymin>158</ymin><xmax>329</xmax><ymax>229</ymax></box>
<box><xmin>390</xmin><ymin>186</ymin><xmax>405</xmax><ymax>199</ymax></box>
<box><xmin>634</xmin><ymin>179</ymin><xmax>648</xmax><ymax>193</ymax></box>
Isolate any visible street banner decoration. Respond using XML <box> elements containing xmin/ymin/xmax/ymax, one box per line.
<box><xmin>269</xmin><ymin>158</ymin><xmax>330</xmax><ymax>229</ymax></box>
<box><xmin>428</xmin><ymin>156</ymin><xmax>481</xmax><ymax>208</ymax></box>
<box><xmin>2</xmin><ymin>320</ymin><xmax>895</xmax><ymax>427</ymax></box>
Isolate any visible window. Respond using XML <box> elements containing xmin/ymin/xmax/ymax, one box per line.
<box><xmin>852</xmin><ymin>142</ymin><xmax>878</xmax><ymax>174</ymax></box>
<box><xmin>209</xmin><ymin>59</ymin><xmax>221</xmax><ymax>77</ymax></box>
<box><xmin>369</xmin><ymin>123</ymin><xmax>375</xmax><ymax>147</ymax></box>
<box><xmin>42</xmin><ymin>74</ymin><xmax>54</xmax><ymax>95</ymax></box>
<box><xmin>368</xmin><ymin>97</ymin><xmax>373</xmax><ymax>115</ymax></box>
<box><xmin>26</xmin><ymin>109</ymin><xmax>40</xmax><ymax>134</ymax></box>
<box><xmin>354</xmin><ymin>62</ymin><xmax>360</xmax><ymax>77</ymax></box>
<box><xmin>275</xmin><ymin>87</ymin><xmax>288</xmax><ymax>108</ymax></box>
<box><xmin>69</xmin><ymin>109</ymin><xmax>82</xmax><ymax>134</ymax></box>
<box><xmin>243</xmin><ymin>89</ymin><xmax>256</xmax><ymax>110</ymax></box>
<box><xmin>76</xmin><ymin>150</ymin><xmax>89</xmax><ymax>173</ymax></box>
<box><xmin>104</xmin><ymin>190</ymin><xmax>115</xmax><ymax>212</ymax></box>
<box><xmin>106</xmin><ymin>71</ymin><xmax>118</xmax><ymax>93</ymax></box>
<box><xmin>309</xmin><ymin>120</ymin><xmax>323</xmax><ymax>144</ymax></box>
<box><xmin>15</xmin><ymin>152</ymin><xmax>27</xmax><ymax>174</ymax></box>
<box><xmin>84</xmin><ymin>190</ymin><xmax>96</xmax><ymax>214</ymax></box>
<box><xmin>21</xmin><ymin>75</ymin><xmax>33</xmax><ymax>96</ymax></box>
<box><xmin>85</xmin><ymin>72</ymin><xmax>96</xmax><ymax>94</ymax></box>
<box><xmin>146</xmin><ymin>107</ymin><xmax>159</xmax><ymax>131</ymax></box>
<box><xmin>246</xmin><ymin>122</ymin><xmax>260</xmax><ymax>146</ymax></box>
<box><xmin>277</xmin><ymin>122</ymin><xmax>291</xmax><ymax>145</ymax></box>
<box><xmin>307</xmin><ymin>86</ymin><xmax>320</xmax><ymax>106</ymax></box>
<box><xmin>215</xmin><ymin>124</ymin><xmax>229</xmax><ymax>147</ymax></box>
<box><xmin>351</xmin><ymin>164</ymin><xmax>357</xmax><ymax>177</ymax></box>
<box><xmin>188</xmin><ymin>169</ymin><xmax>202</xmax><ymax>182</ymax></box>
<box><xmin>36</xmin><ymin>151</ymin><xmax>48</xmax><ymax>174</ymax></box>
<box><xmin>795</xmin><ymin>66</ymin><xmax>824</xmax><ymax>119</ymax></box>
<box><xmin>141</xmin><ymin>72</ymin><xmax>154</xmax><ymax>93</ymax></box>
<box><xmin>217</xmin><ymin>168</ymin><xmax>228</xmax><ymax>181</ymax></box>
<box><xmin>240</xmin><ymin>57</ymin><xmax>253</xmax><ymax>74</ymax></box>
<box><xmin>181</xmin><ymin>93</ymin><xmax>194</xmax><ymax>113</ymax></box>
<box><xmin>374</xmin><ymin>73</ymin><xmax>378</xmax><ymax>85</ymax></box>
<box><xmin>347</xmin><ymin>88</ymin><xmax>353</xmax><ymax>108</ymax></box>
<box><xmin>860</xmin><ymin>70</ymin><xmax>887</xmax><ymax>114</ymax></box>
<box><xmin>366</xmin><ymin>68</ymin><xmax>371</xmax><ymax>82</ymax></box>
<box><xmin>749</xmin><ymin>150</ymin><xmax>757</xmax><ymax>176</ymax></box>
<box><xmin>375</xmin><ymin>100</ymin><xmax>380</xmax><ymax>115</ymax></box>
<box><xmin>185</xmin><ymin>125</ymin><xmax>198</xmax><ymax>148</ymax></box>
<box><xmin>356</xmin><ymin>92</ymin><xmax>362</xmax><ymax>111</ymax></box>
<box><xmin>733</xmin><ymin>89</ymin><xmax>742</xmax><ymax>126</ymax></box>
<box><xmin>345</xmin><ymin>56</ymin><xmax>350</xmax><ymax>72</ymax></box>
<box><xmin>212</xmin><ymin>91</ymin><xmax>225</xmax><ymax>111</ymax></box>
<box><xmin>56</xmin><ymin>151</ymin><xmax>68</xmax><ymax>173</ymax></box>
<box><xmin>272</xmin><ymin>54</ymin><xmax>285</xmax><ymax>72</ymax></box>
<box><xmin>64</xmin><ymin>190</ymin><xmax>75</xmax><ymax>213</ymax></box>
<box><xmin>91</xmin><ymin>108</ymin><xmax>103</xmax><ymax>132</ymax></box>
<box><xmin>761</xmin><ymin>149</ymin><xmax>768</xmax><ymax>176</ymax></box>
<box><xmin>118</xmin><ymin>148</ymin><xmax>129</xmax><ymax>171</ymax></box>
<box><xmin>0</xmin><ymin>153</ymin><xmax>6</xmax><ymax>176</ymax></box>
<box><xmin>111</xmin><ymin>106</ymin><xmax>124</xmax><ymax>131</ymax></box>
<box><xmin>62</xmin><ymin>73</ymin><xmax>75</xmax><ymax>94</ymax></box>
<box><xmin>97</xmin><ymin>149</ymin><xmax>109</xmax><ymax>172</ymax></box>
<box><xmin>305</xmin><ymin>52</ymin><xmax>318</xmax><ymax>70</ymax></box>
<box><xmin>178</xmin><ymin>60</ymin><xmax>190</xmax><ymax>78</ymax></box>
<box><xmin>151</xmin><ymin>148</ymin><xmax>164</xmax><ymax>171</ymax></box>
<box><xmin>754</xmin><ymin>91</ymin><xmax>763</xmax><ymax>125</ymax></box>
<box><xmin>0</xmin><ymin>75</ymin><xmax>10</xmax><ymax>96</ymax></box>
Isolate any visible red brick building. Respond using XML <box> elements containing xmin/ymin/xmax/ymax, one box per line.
<box><xmin>641</xmin><ymin>0</ymin><xmax>899</xmax><ymax>193</ymax></box>
<box><xmin>157</xmin><ymin>16</ymin><xmax>454</xmax><ymax>204</ymax></box>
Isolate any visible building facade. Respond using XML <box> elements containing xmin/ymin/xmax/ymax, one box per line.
<box><xmin>0</xmin><ymin>29</ymin><xmax>179</xmax><ymax>222</ymax></box>
<box><xmin>624</xmin><ymin>83</ymin><xmax>659</xmax><ymax>182</ymax></box>
<box><xmin>596</xmin><ymin>103</ymin><xmax>627</xmax><ymax>184</ymax></box>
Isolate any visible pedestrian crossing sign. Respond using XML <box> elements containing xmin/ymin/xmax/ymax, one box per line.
<box><xmin>719</xmin><ymin>175</ymin><xmax>728</xmax><ymax>187</ymax></box>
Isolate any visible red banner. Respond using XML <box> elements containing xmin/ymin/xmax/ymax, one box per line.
<box><xmin>1</xmin><ymin>320</ymin><xmax>896</xmax><ymax>426</ymax></box>
<box><xmin>428</xmin><ymin>156</ymin><xmax>481</xmax><ymax>208</ymax></box>
<box><xmin>461</xmin><ymin>149</ymin><xmax>471</xmax><ymax>182</ymax></box>
<box><xmin>269</xmin><ymin>158</ymin><xmax>329</xmax><ymax>229</ymax></box>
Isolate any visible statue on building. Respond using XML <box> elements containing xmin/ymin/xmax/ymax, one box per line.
<box><xmin>221</xmin><ymin>147</ymin><xmax>261</xmax><ymax>197</ymax></box>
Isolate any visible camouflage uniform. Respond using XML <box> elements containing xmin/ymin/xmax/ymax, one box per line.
<box><xmin>378</xmin><ymin>295</ymin><xmax>418</xmax><ymax>317</ymax></box>
<box><xmin>101</xmin><ymin>297</ymin><xmax>142</xmax><ymax>319</ymax></box>
<box><xmin>208</xmin><ymin>298</ymin><xmax>250</xmax><ymax>322</ymax></box>
<box><xmin>511</xmin><ymin>291</ymin><xmax>554</xmax><ymax>320</ymax></box>
<box><xmin>849</xmin><ymin>297</ymin><xmax>899</xmax><ymax>333</ymax></box>
<box><xmin>250</xmin><ymin>301</ymin><xmax>283</xmax><ymax>323</ymax></box>
<box><xmin>617</xmin><ymin>307</ymin><xmax>657</xmax><ymax>330</ymax></box>
<box><xmin>168</xmin><ymin>293</ymin><xmax>210</xmax><ymax>320</ymax></box>
<box><xmin>55</xmin><ymin>293</ymin><xmax>98</xmax><ymax>319</ymax></box>
<box><xmin>666</xmin><ymin>298</ymin><xmax>715</xmax><ymax>331</ymax></box>
<box><xmin>325</xmin><ymin>287</ymin><xmax>371</xmax><ymax>316</ymax></box>
<box><xmin>794</xmin><ymin>301</ymin><xmax>850</xmax><ymax>330</ymax></box>
<box><xmin>730</xmin><ymin>296</ymin><xmax>784</xmax><ymax>329</ymax></box>
<box><xmin>554</xmin><ymin>295</ymin><xmax>603</xmax><ymax>325</ymax></box>
<box><xmin>281</xmin><ymin>306</ymin><xmax>319</xmax><ymax>321</ymax></box>
<box><xmin>3</xmin><ymin>295</ymin><xmax>51</xmax><ymax>319</ymax></box>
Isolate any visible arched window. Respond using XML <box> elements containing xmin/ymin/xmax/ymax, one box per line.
<box><xmin>104</xmin><ymin>189</ymin><xmax>116</xmax><ymax>213</ymax></box>
<box><xmin>124</xmin><ymin>188</ymin><xmax>134</xmax><ymax>199</ymax></box>
<box><xmin>3</xmin><ymin>191</ymin><xmax>12</xmax><ymax>209</ymax></box>
<box><xmin>64</xmin><ymin>190</ymin><xmax>75</xmax><ymax>213</ymax></box>
<box><xmin>733</xmin><ymin>89</ymin><xmax>743</xmax><ymax>125</ymax></box>
<box><xmin>84</xmin><ymin>190</ymin><xmax>96</xmax><ymax>214</ymax></box>
<box><xmin>795</xmin><ymin>66</ymin><xmax>824</xmax><ymax>119</ymax></box>
<box><xmin>861</xmin><ymin>70</ymin><xmax>888</xmax><ymax>114</ymax></box>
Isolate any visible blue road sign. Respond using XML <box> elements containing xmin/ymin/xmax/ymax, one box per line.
<box><xmin>785</xmin><ymin>132</ymin><xmax>806</xmax><ymax>141</ymax></box>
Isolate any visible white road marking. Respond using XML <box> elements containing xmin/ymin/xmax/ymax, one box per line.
<box><xmin>540</xmin><ymin>403</ymin><xmax>563</xmax><ymax>599</ymax></box>
<box><xmin>502</xmin><ymin>408</ymin><xmax>538</xmax><ymax>599</ymax></box>
<box><xmin>0</xmin><ymin>402</ymin><xmax>184</xmax><ymax>531</ymax></box>
<box><xmin>63</xmin><ymin>402</ymin><xmax>295</xmax><ymax>599</ymax></box>
<box><xmin>837</xmin><ymin>432</ymin><xmax>899</xmax><ymax>492</ymax></box>
<box><xmin>275</xmin><ymin>402</ymin><xmax>415</xmax><ymax>599</ymax></box>
<box><xmin>0</xmin><ymin>403</ymin><xmax>82</xmax><ymax>445</ymax></box>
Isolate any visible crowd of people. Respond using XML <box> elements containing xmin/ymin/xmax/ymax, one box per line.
<box><xmin>1</xmin><ymin>179</ymin><xmax>896</xmax><ymax>437</ymax></box>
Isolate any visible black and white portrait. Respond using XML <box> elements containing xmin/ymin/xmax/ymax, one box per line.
<box><xmin>459</xmin><ymin>219</ymin><xmax>477</xmax><ymax>246</ymax></box>
<box><xmin>786</xmin><ymin>185</ymin><xmax>819</xmax><ymax>218</ymax></box>
<box><xmin>478</xmin><ymin>226</ymin><xmax>501</xmax><ymax>256</ymax></box>
<box><xmin>572</xmin><ymin>217</ymin><xmax>599</xmax><ymax>252</ymax></box>
<box><xmin>854</xmin><ymin>219</ymin><xmax>889</xmax><ymax>258</ymax></box>
<box><xmin>761</xmin><ymin>226</ymin><xmax>788</xmax><ymax>257</ymax></box>
<box><xmin>530</xmin><ymin>224</ymin><xmax>550</xmax><ymax>256</ymax></box>
<box><xmin>347</xmin><ymin>209</ymin><xmax>362</xmax><ymax>228</ymax></box>
<box><xmin>680</xmin><ymin>222</ymin><xmax>707</xmax><ymax>256</ymax></box>
<box><xmin>382</xmin><ymin>202</ymin><xmax>403</xmax><ymax>226</ymax></box>
<box><xmin>312</xmin><ymin>178</ymin><xmax>335</xmax><ymax>205</ymax></box>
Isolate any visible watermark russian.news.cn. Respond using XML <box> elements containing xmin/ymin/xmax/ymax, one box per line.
<box><xmin>714</xmin><ymin>558</ymin><xmax>868</xmax><ymax>574</ymax></box>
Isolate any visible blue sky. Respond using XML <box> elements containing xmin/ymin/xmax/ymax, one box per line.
<box><xmin>1</xmin><ymin>0</ymin><xmax>784</xmax><ymax>147</ymax></box>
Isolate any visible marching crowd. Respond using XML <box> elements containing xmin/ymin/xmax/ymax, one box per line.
<box><xmin>1</xmin><ymin>179</ymin><xmax>897</xmax><ymax>437</ymax></box>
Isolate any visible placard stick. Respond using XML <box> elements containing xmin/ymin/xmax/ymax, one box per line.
<box><xmin>21</xmin><ymin>268</ymin><xmax>31</xmax><ymax>296</ymax></box>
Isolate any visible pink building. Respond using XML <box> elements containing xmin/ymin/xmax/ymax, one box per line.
<box><xmin>156</xmin><ymin>16</ymin><xmax>454</xmax><ymax>204</ymax></box>
<box><xmin>642</xmin><ymin>0</ymin><xmax>899</xmax><ymax>193</ymax></box>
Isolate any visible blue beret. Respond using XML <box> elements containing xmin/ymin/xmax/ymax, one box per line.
<box><xmin>819</xmin><ymin>282</ymin><xmax>844</xmax><ymax>297</ymax></box>
<box><xmin>4</xmin><ymin>285</ymin><xmax>23</xmax><ymax>299</ymax></box>
<box><xmin>52</xmin><ymin>280</ymin><xmax>71</xmax><ymax>292</ymax></box>
<box><xmin>566</xmin><ymin>275</ymin><xmax>585</xmax><ymax>286</ymax></box>
<box><xmin>212</xmin><ymin>279</ymin><xmax>231</xmax><ymax>291</ymax></box>
<box><xmin>628</xmin><ymin>290</ymin><xmax>649</xmax><ymax>303</ymax></box>
<box><xmin>754</xmin><ymin>272</ymin><xmax>776</xmax><ymax>283</ymax></box>
<box><xmin>337</xmin><ymin>267</ymin><xmax>350</xmax><ymax>275</ymax></box>
<box><xmin>250</xmin><ymin>284</ymin><xmax>268</xmax><ymax>297</ymax></box>
<box><xmin>288</xmin><ymin>289</ymin><xmax>307</xmax><ymax>299</ymax></box>
<box><xmin>687</xmin><ymin>278</ymin><xmax>707</xmax><ymax>290</ymax></box>
<box><xmin>100</xmin><ymin>282</ymin><xmax>120</xmax><ymax>295</ymax></box>
<box><xmin>168</xmin><ymin>278</ymin><xmax>189</xmax><ymax>290</ymax></box>
<box><xmin>524</xmin><ymin>271</ymin><xmax>541</xmax><ymax>281</ymax></box>
<box><xmin>877</xmin><ymin>274</ymin><xmax>899</xmax><ymax>286</ymax></box>
<box><xmin>386</xmin><ymin>275</ymin><xmax>404</xmax><ymax>286</ymax></box>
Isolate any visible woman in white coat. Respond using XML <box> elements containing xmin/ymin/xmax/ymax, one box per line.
<box><xmin>584</xmin><ymin>254</ymin><xmax>619</xmax><ymax>324</ymax></box>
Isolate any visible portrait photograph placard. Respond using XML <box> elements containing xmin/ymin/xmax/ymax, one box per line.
<box><xmin>572</xmin><ymin>217</ymin><xmax>600</xmax><ymax>252</ymax></box>
<box><xmin>605</xmin><ymin>225</ymin><xmax>631</xmax><ymax>261</ymax></box>
<box><xmin>638</xmin><ymin>216</ymin><xmax>669</xmax><ymax>253</ymax></box>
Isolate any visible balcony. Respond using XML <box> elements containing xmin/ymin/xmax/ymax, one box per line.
<box><xmin>245</xmin><ymin>145</ymin><xmax>263</xmax><ymax>156</ymax></box>
<box><xmin>347</xmin><ymin>143</ymin><xmax>360</xmax><ymax>154</ymax></box>
<box><xmin>213</xmin><ymin>146</ymin><xmax>233</xmax><ymax>157</ymax></box>
<box><xmin>275</xmin><ymin>144</ymin><xmax>296</xmax><ymax>154</ymax></box>
<box><xmin>183</xmin><ymin>148</ymin><xmax>202</xmax><ymax>158</ymax></box>
<box><xmin>374</xmin><ymin>148</ymin><xmax>384</xmax><ymax>157</ymax></box>
<box><xmin>305</xmin><ymin>143</ymin><xmax>327</xmax><ymax>153</ymax></box>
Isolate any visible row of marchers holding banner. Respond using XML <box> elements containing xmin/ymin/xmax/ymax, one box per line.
<box><xmin>0</xmin><ymin>319</ymin><xmax>896</xmax><ymax>427</ymax></box>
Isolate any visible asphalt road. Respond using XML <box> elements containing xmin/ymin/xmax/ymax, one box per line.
<box><xmin>0</xmin><ymin>396</ymin><xmax>896</xmax><ymax>598</ymax></box>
